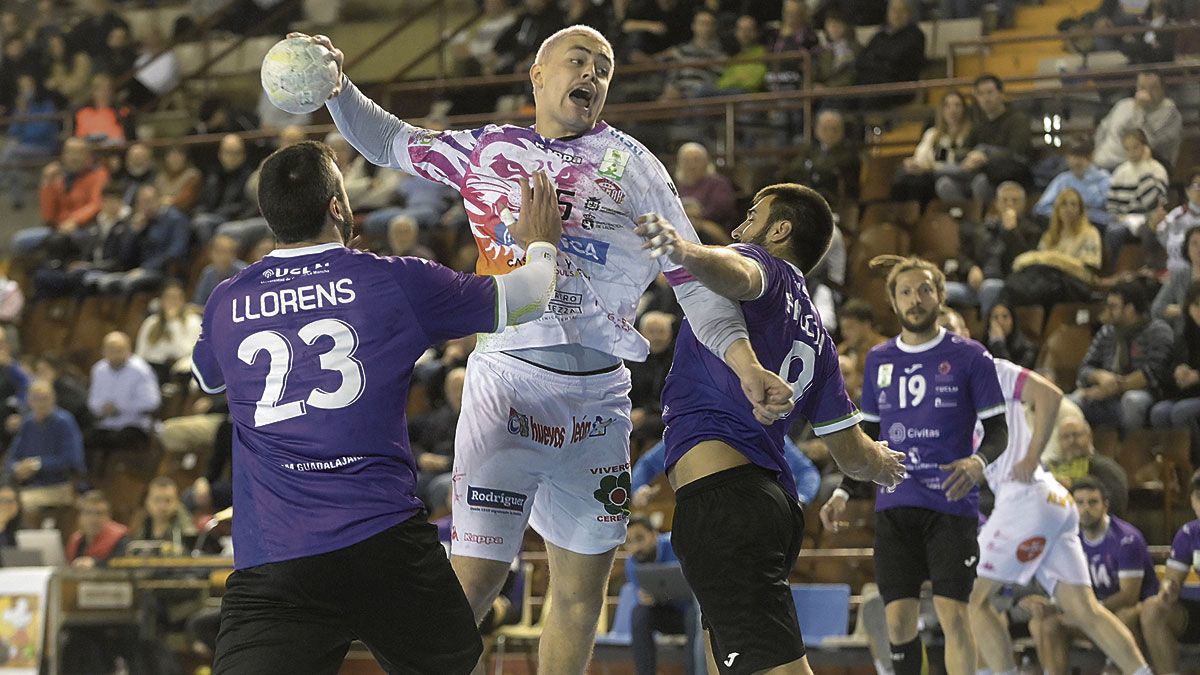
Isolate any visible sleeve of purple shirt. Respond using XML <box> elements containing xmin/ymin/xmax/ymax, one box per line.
<box><xmin>382</xmin><ymin>256</ymin><xmax>499</xmax><ymax>343</ymax></box>
<box><xmin>191</xmin><ymin>289</ymin><xmax>226</xmax><ymax>395</ymax></box>
<box><xmin>968</xmin><ymin>348</ymin><xmax>1006</xmax><ymax>419</ymax></box>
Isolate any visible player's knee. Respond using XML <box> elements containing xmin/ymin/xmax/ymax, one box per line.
<box><xmin>1139</xmin><ymin>597</ymin><xmax>1167</xmax><ymax>629</ymax></box>
<box><xmin>549</xmin><ymin>590</ymin><xmax>604</xmax><ymax>629</ymax></box>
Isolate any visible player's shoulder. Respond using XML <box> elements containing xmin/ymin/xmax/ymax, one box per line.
<box><xmin>1177</xmin><ymin>519</ymin><xmax>1200</xmax><ymax>540</ymax></box>
<box><xmin>943</xmin><ymin>332</ymin><xmax>991</xmax><ymax>358</ymax></box>
<box><xmin>1110</xmin><ymin>516</ymin><xmax>1149</xmax><ymax>545</ymax></box>
<box><xmin>866</xmin><ymin>338</ymin><xmax>900</xmax><ymax>360</ymax></box>
<box><xmin>598</xmin><ymin>122</ymin><xmax>654</xmax><ymax>162</ymax></box>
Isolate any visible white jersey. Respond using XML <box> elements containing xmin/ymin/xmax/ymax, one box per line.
<box><xmin>328</xmin><ymin>81</ymin><xmax>702</xmax><ymax>362</ymax></box>
<box><xmin>984</xmin><ymin>358</ymin><xmax>1049</xmax><ymax>489</ymax></box>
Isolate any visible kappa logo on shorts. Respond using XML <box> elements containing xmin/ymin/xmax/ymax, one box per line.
<box><xmin>1016</xmin><ymin>536</ymin><xmax>1047</xmax><ymax>563</ymax></box>
<box><xmin>467</xmin><ymin>486</ymin><xmax>528</xmax><ymax>514</ymax></box>
<box><xmin>593</xmin><ymin>471</ymin><xmax>631</xmax><ymax>522</ymax></box>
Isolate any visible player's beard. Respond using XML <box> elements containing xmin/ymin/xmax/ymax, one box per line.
<box><xmin>898</xmin><ymin>306</ymin><xmax>938</xmax><ymax>333</ymax></box>
<box><xmin>334</xmin><ymin>193</ymin><xmax>354</xmax><ymax>243</ymax></box>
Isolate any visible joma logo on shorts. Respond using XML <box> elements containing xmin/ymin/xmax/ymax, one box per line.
<box><xmin>467</xmin><ymin>486</ymin><xmax>528</xmax><ymax>513</ymax></box>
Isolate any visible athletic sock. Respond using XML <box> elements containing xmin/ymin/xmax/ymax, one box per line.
<box><xmin>874</xmin><ymin>658</ymin><xmax>896</xmax><ymax>674</ymax></box>
<box><xmin>889</xmin><ymin>637</ymin><xmax>925</xmax><ymax>675</ymax></box>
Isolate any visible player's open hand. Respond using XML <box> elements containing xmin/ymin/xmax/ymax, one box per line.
<box><xmin>819</xmin><ymin>492</ymin><xmax>847</xmax><ymax>532</ymax></box>
<box><xmin>1010</xmin><ymin>456</ymin><xmax>1038</xmax><ymax>483</ymax></box>
<box><xmin>939</xmin><ymin>455</ymin><xmax>985</xmax><ymax>501</ymax></box>
<box><xmin>635</xmin><ymin>213</ymin><xmax>686</xmax><ymax>265</ymax></box>
<box><xmin>870</xmin><ymin>442</ymin><xmax>906</xmax><ymax>488</ymax></box>
<box><xmin>511</xmin><ymin>171</ymin><xmax>562</xmax><ymax>248</ymax></box>
<box><xmin>286</xmin><ymin>32</ymin><xmax>346</xmax><ymax>97</ymax></box>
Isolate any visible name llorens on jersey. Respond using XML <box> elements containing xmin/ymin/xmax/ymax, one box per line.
<box><xmin>191</xmin><ymin>244</ymin><xmax>499</xmax><ymax>570</ymax></box>
<box><xmin>661</xmin><ymin>243</ymin><xmax>860</xmax><ymax>498</ymax></box>
<box><xmin>859</xmin><ymin>328</ymin><xmax>1005</xmax><ymax>517</ymax></box>
<box><xmin>327</xmin><ymin>82</ymin><xmax>701</xmax><ymax>362</ymax></box>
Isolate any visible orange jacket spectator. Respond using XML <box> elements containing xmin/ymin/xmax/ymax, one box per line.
<box><xmin>39</xmin><ymin>162</ymin><xmax>109</xmax><ymax>228</ymax></box>
<box><xmin>73</xmin><ymin>104</ymin><xmax>132</xmax><ymax>144</ymax></box>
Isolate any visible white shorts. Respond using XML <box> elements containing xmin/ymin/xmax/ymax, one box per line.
<box><xmin>450</xmin><ymin>351</ymin><xmax>633</xmax><ymax>562</ymax></box>
<box><xmin>977</xmin><ymin>472</ymin><xmax>1090</xmax><ymax>594</ymax></box>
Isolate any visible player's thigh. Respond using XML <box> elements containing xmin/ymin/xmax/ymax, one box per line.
<box><xmin>1034</xmin><ymin>495</ymin><xmax>1091</xmax><ymax>596</ymax></box>
<box><xmin>342</xmin><ymin>522</ymin><xmax>483</xmax><ymax>675</ymax></box>
<box><xmin>213</xmin><ymin>566</ymin><xmax>352</xmax><ymax>675</ymax></box>
<box><xmin>922</xmin><ymin>511</ymin><xmax>980</xmax><ymax>603</ymax></box>
<box><xmin>527</xmin><ymin>367</ymin><xmax>633</xmax><ymax>557</ymax></box>
<box><xmin>874</xmin><ymin>508</ymin><xmax>933</xmax><ymax>604</ymax></box>
<box><xmin>672</xmin><ymin>466</ymin><xmax>806</xmax><ymax>675</ymax></box>
<box><xmin>980</xmin><ymin>482</ymin><xmax>1076</xmax><ymax>590</ymax></box>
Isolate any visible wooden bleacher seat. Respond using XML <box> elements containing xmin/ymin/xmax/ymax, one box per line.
<box><xmin>911</xmin><ymin>213</ymin><xmax>960</xmax><ymax>266</ymax></box>
<box><xmin>859</xmin><ymin>155</ymin><xmax>907</xmax><ymax>204</ymax></box>
<box><xmin>67</xmin><ymin>294</ymin><xmax>128</xmax><ymax>373</ymax></box>
<box><xmin>1114</xmin><ymin>243</ymin><xmax>1146</xmax><ymax>273</ymax></box>
<box><xmin>1013</xmin><ymin>305</ymin><xmax>1046</xmax><ymax>343</ymax></box>
<box><xmin>1044</xmin><ymin>302</ymin><xmax>1099</xmax><ymax>337</ymax></box>
<box><xmin>120</xmin><ymin>292</ymin><xmax>155</xmax><ymax>339</ymax></box>
<box><xmin>1036</xmin><ymin>322</ymin><xmax>1092</xmax><ymax>392</ymax></box>
<box><xmin>20</xmin><ymin>297</ymin><xmax>76</xmax><ymax>358</ymax></box>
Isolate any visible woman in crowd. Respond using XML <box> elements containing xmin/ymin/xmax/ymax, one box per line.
<box><xmin>41</xmin><ymin>32</ymin><xmax>92</xmax><ymax>105</ymax></box>
<box><xmin>1149</xmin><ymin>280</ymin><xmax>1200</xmax><ymax>463</ymax></box>
<box><xmin>1004</xmin><ymin>187</ymin><xmax>1103</xmax><ymax>307</ymax></box>
<box><xmin>154</xmin><ymin>145</ymin><xmax>202</xmax><ymax>213</ymax></box>
<box><xmin>0</xmin><ymin>72</ymin><xmax>59</xmax><ymax>210</ymax></box>
<box><xmin>984</xmin><ymin>301</ymin><xmax>1039</xmax><ymax>368</ymax></box>
<box><xmin>1152</xmin><ymin>226</ymin><xmax>1200</xmax><ymax>330</ymax></box>
<box><xmin>134</xmin><ymin>280</ymin><xmax>201</xmax><ymax>385</ymax></box>
<box><xmin>891</xmin><ymin>90</ymin><xmax>973</xmax><ymax>205</ymax></box>
<box><xmin>1104</xmin><ymin>128</ymin><xmax>1169</xmax><ymax>269</ymax></box>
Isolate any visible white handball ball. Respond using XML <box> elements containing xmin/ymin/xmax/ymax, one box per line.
<box><xmin>261</xmin><ymin>37</ymin><xmax>339</xmax><ymax>115</ymax></box>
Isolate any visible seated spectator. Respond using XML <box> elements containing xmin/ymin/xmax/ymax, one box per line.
<box><xmin>32</xmin><ymin>355</ymin><xmax>90</xmax><ymax>431</ymax></box>
<box><xmin>1045</xmin><ymin>415</ymin><xmax>1130</xmax><ymax>516</ymax></box>
<box><xmin>72</xmin><ymin>73</ymin><xmax>132</xmax><ymax>146</ymax></box>
<box><xmin>658</xmin><ymin>9</ymin><xmax>726</xmax><ymax>101</ymax></box>
<box><xmin>1138</xmin><ymin>469</ymin><xmax>1200</xmax><ymax>675</ymax></box>
<box><xmin>85</xmin><ymin>331</ymin><xmax>161</xmax><ymax>477</ymax></box>
<box><xmin>1004</xmin><ymin>188</ymin><xmax>1102</xmax><ymax>307</ymax></box>
<box><xmin>0</xmin><ymin>484</ymin><xmax>22</xmax><ymax>543</ymax></box>
<box><xmin>620</xmin><ymin>0</ymin><xmax>694</xmax><ymax>63</ymax></box>
<box><xmin>1149</xmin><ymin>281</ymin><xmax>1200</xmax><ymax>462</ymax></box>
<box><xmin>946</xmin><ymin>181</ymin><xmax>1040</xmax><ymax>312</ymax></box>
<box><xmin>129</xmin><ymin>476</ymin><xmax>197</xmax><ymax>555</ymax></box>
<box><xmin>0</xmin><ymin>72</ymin><xmax>59</xmax><ymax>211</ymax></box>
<box><xmin>135</xmin><ymin>280</ymin><xmax>201</xmax><ymax>384</ymax></box>
<box><xmin>192</xmin><ymin>234</ymin><xmax>246</xmax><ymax>308</ymax></box>
<box><xmin>674</xmin><ymin>142</ymin><xmax>737</xmax><ymax>230</ymax></box>
<box><xmin>32</xmin><ymin>183</ymin><xmax>127</xmax><ymax>297</ymax></box>
<box><xmin>68</xmin><ymin>489</ymin><xmax>129</xmax><ymax>568</ymax></box>
<box><xmin>184</xmin><ymin>406</ymin><xmax>232</xmax><ymax>515</ymax></box>
<box><xmin>192</xmin><ymin>134</ymin><xmax>255</xmax><ymax>241</ymax></box>
<box><xmin>326</xmin><ymin>131</ymin><xmax>400</xmax><ymax>212</ymax></box>
<box><xmin>190</xmin><ymin>98</ymin><xmax>257</xmax><ymax>174</ymax></box>
<box><xmin>936</xmin><ymin>74</ymin><xmax>1031</xmax><ymax>207</ymax></box>
<box><xmin>1151</xmin><ymin>171</ymin><xmax>1200</xmax><ymax>276</ymax></box>
<box><xmin>983</xmin><ymin>302</ymin><xmax>1038</xmax><ymax>369</ymax></box>
<box><xmin>410</xmin><ymin>367</ymin><xmax>465</xmax><ymax>511</ymax></box>
<box><xmin>385</xmin><ymin>215</ymin><xmax>436</xmax><ymax>259</ymax></box>
<box><xmin>813</xmin><ymin>9</ymin><xmax>860</xmax><ymax>88</ymax></box>
<box><xmin>1153</xmin><ymin>229</ymin><xmax>1200</xmax><ymax>328</ymax></box>
<box><xmin>1093</xmin><ymin>73</ymin><xmax>1181</xmax><ymax>172</ymax></box>
<box><xmin>0</xmin><ymin>36</ymin><xmax>32</xmax><ymax>115</ymax></box>
<box><xmin>66</xmin><ymin>0</ymin><xmax>129</xmax><ymax>62</ymax></box>
<box><xmin>113</xmin><ymin>141</ymin><xmax>157</xmax><ymax>206</ymax></box>
<box><xmin>628</xmin><ymin>311</ymin><xmax>675</xmax><ymax>446</ymax></box>
<box><xmin>91</xmin><ymin>24</ymin><xmax>135</xmax><ymax>79</ymax></box>
<box><xmin>715</xmin><ymin>15</ymin><xmax>767</xmax><ymax>93</ymax></box>
<box><xmin>851</xmin><ymin>0</ymin><xmax>925</xmax><ymax>107</ymax></box>
<box><xmin>1070</xmin><ymin>280</ymin><xmax>1174</xmax><ymax>432</ymax></box>
<box><xmin>892</xmin><ymin>90</ymin><xmax>972</xmax><ymax>206</ymax></box>
<box><xmin>765</xmin><ymin>0</ymin><xmax>819</xmax><ymax>100</ymax></box>
<box><xmin>154</xmin><ymin>145</ymin><xmax>202</xmax><ymax>214</ymax></box>
<box><xmin>41</xmin><ymin>32</ymin><xmax>92</xmax><ymax>106</ymax></box>
<box><xmin>13</xmin><ymin>137</ymin><xmax>108</xmax><ymax>256</ymax></box>
<box><xmin>492</xmin><ymin>0</ymin><xmax>563</xmax><ymax>73</ymax></box>
<box><xmin>623</xmin><ymin>515</ymin><xmax>698</xmax><ymax>675</ymax></box>
<box><xmin>1027</xmin><ymin>477</ymin><xmax>1157</xmax><ymax>674</ymax></box>
<box><xmin>448</xmin><ymin>0</ymin><xmax>517</xmax><ymax>81</ymax></box>
<box><xmin>836</xmin><ymin>299</ymin><xmax>886</xmax><ymax>405</ymax></box>
<box><xmin>125</xmin><ymin>24</ymin><xmax>179</xmax><ymax>109</ymax></box>
<box><xmin>361</xmin><ymin>173</ymin><xmax>458</xmax><ymax>244</ymax></box>
<box><xmin>4</xmin><ymin>380</ymin><xmax>84</xmax><ymax>515</ymax></box>
<box><xmin>90</xmin><ymin>183</ymin><xmax>189</xmax><ymax>294</ymax></box>
<box><xmin>781</xmin><ymin>109</ymin><xmax>860</xmax><ymax>207</ymax></box>
<box><xmin>1124</xmin><ymin>0</ymin><xmax>1178</xmax><ymax>64</ymax></box>
<box><xmin>0</xmin><ymin>331</ymin><xmax>30</xmax><ymax>446</ymax></box>
<box><xmin>1034</xmin><ymin>137</ymin><xmax>1112</xmax><ymax>229</ymax></box>
<box><xmin>1104</xmin><ymin>128</ymin><xmax>1169</xmax><ymax>267</ymax></box>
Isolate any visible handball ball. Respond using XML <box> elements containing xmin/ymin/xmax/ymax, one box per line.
<box><xmin>261</xmin><ymin>37</ymin><xmax>339</xmax><ymax>115</ymax></box>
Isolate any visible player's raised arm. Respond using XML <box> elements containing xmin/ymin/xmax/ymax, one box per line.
<box><xmin>635</xmin><ymin>213</ymin><xmax>765</xmax><ymax>301</ymax></box>
<box><xmin>289</xmin><ymin>33</ymin><xmax>474</xmax><ymax>187</ymax></box>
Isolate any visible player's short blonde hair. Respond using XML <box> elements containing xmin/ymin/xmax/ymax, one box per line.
<box><xmin>870</xmin><ymin>254</ymin><xmax>946</xmax><ymax>302</ymax></box>
<box><xmin>534</xmin><ymin>25</ymin><xmax>614</xmax><ymax>68</ymax></box>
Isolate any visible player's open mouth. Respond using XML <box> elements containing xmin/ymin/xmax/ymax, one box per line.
<box><xmin>569</xmin><ymin>87</ymin><xmax>594</xmax><ymax>111</ymax></box>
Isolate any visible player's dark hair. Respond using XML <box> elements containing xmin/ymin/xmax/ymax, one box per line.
<box><xmin>871</xmin><ymin>254</ymin><xmax>946</xmax><ymax>303</ymax></box>
<box><xmin>1065</xmin><ymin>135</ymin><xmax>1093</xmax><ymax>158</ymax></box>
<box><xmin>627</xmin><ymin>515</ymin><xmax>655</xmax><ymax>533</ymax></box>
<box><xmin>1121</xmin><ymin>127</ymin><xmax>1149</xmax><ymax>147</ymax></box>
<box><xmin>258</xmin><ymin>140</ymin><xmax>341</xmax><ymax>244</ymax></box>
<box><xmin>1069</xmin><ymin>476</ymin><xmax>1107</xmax><ymax>503</ymax></box>
<box><xmin>1180</xmin><ymin>226</ymin><xmax>1200</xmax><ymax>265</ymax></box>
<box><xmin>974</xmin><ymin>73</ymin><xmax>1004</xmax><ymax>91</ymax></box>
<box><xmin>1111</xmin><ymin>279</ymin><xmax>1151</xmax><ymax>316</ymax></box>
<box><xmin>753</xmin><ymin>183</ymin><xmax>834</xmax><ymax>274</ymax></box>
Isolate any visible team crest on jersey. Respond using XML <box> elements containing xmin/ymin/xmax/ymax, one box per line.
<box><xmin>598</xmin><ymin>148</ymin><xmax>630</xmax><ymax>180</ymax></box>
<box><xmin>938</xmin><ymin>361</ymin><xmax>952</xmax><ymax>375</ymax></box>
<box><xmin>877</xmin><ymin>363</ymin><xmax>893</xmax><ymax>388</ymax></box>
<box><xmin>595</xmin><ymin>177</ymin><xmax>625</xmax><ymax>204</ymax></box>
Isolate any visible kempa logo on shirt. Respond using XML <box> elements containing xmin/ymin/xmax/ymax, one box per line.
<box><xmin>598</xmin><ymin>148</ymin><xmax>630</xmax><ymax>180</ymax></box>
<box><xmin>466</xmin><ymin>486</ymin><xmax>528</xmax><ymax>513</ymax></box>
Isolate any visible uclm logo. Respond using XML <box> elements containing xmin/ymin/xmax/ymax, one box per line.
<box><xmin>263</xmin><ymin>262</ymin><xmax>331</xmax><ymax>279</ymax></box>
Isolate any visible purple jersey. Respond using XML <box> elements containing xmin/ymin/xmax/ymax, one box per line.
<box><xmin>1168</xmin><ymin>519</ymin><xmax>1200</xmax><ymax>601</ymax></box>
<box><xmin>860</xmin><ymin>328</ymin><xmax>1005</xmax><ymax>518</ymax></box>
<box><xmin>191</xmin><ymin>244</ymin><xmax>498</xmax><ymax>569</ymax></box>
<box><xmin>1081</xmin><ymin>515</ymin><xmax>1159</xmax><ymax>601</ymax></box>
<box><xmin>661</xmin><ymin>244</ymin><xmax>861</xmax><ymax>496</ymax></box>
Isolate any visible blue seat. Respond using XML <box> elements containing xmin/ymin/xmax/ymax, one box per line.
<box><xmin>595</xmin><ymin>582</ymin><xmax>636</xmax><ymax>646</ymax></box>
<box><xmin>792</xmin><ymin>583</ymin><xmax>851</xmax><ymax>647</ymax></box>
